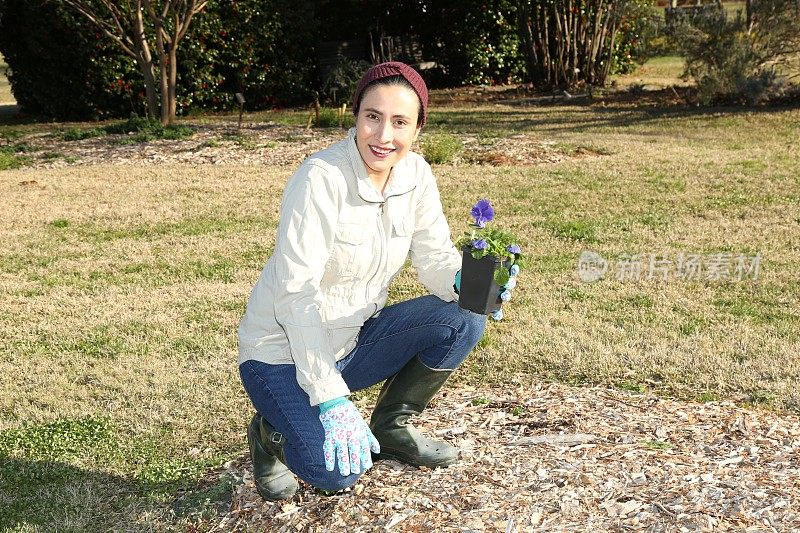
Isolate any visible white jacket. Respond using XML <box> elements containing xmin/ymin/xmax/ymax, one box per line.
<box><xmin>238</xmin><ymin>128</ymin><xmax>461</xmax><ymax>405</ymax></box>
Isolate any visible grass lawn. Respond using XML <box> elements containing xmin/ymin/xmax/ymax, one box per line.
<box><xmin>611</xmin><ymin>55</ymin><xmax>690</xmax><ymax>89</ymax></box>
<box><xmin>1</xmin><ymin>62</ymin><xmax>799</xmax><ymax>528</ymax></box>
<box><xmin>0</xmin><ymin>53</ymin><xmax>14</xmax><ymax>104</ymax></box>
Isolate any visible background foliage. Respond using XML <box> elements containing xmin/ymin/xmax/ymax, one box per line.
<box><xmin>0</xmin><ymin>0</ymin><xmax>318</xmax><ymax>119</ymax></box>
<box><xmin>0</xmin><ymin>0</ymin><xmax>142</xmax><ymax>120</ymax></box>
<box><xmin>1</xmin><ymin>0</ymin><xmax>795</xmax><ymax>119</ymax></box>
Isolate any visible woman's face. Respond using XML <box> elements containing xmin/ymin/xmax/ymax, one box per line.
<box><xmin>355</xmin><ymin>83</ymin><xmax>421</xmax><ymax>184</ymax></box>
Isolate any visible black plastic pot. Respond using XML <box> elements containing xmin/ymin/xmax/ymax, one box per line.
<box><xmin>458</xmin><ymin>246</ymin><xmax>503</xmax><ymax>315</ymax></box>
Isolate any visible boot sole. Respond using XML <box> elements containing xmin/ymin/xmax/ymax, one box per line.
<box><xmin>373</xmin><ymin>450</ymin><xmax>458</xmax><ymax>469</ymax></box>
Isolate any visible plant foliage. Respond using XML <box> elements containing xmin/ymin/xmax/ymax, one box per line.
<box><xmin>455</xmin><ymin>199</ymin><xmax>525</xmax><ymax>285</ymax></box>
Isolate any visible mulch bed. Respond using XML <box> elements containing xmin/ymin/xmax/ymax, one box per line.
<box><xmin>4</xmin><ymin>121</ymin><xmax>571</xmax><ymax>170</ymax></box>
<box><xmin>198</xmin><ymin>382</ymin><xmax>800</xmax><ymax>532</ymax></box>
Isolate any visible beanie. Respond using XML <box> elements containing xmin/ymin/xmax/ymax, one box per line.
<box><xmin>352</xmin><ymin>61</ymin><xmax>429</xmax><ymax>127</ymax></box>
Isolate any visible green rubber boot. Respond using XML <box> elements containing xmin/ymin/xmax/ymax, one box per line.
<box><xmin>247</xmin><ymin>413</ymin><xmax>299</xmax><ymax>501</ymax></box>
<box><xmin>369</xmin><ymin>356</ymin><xmax>459</xmax><ymax>468</ymax></box>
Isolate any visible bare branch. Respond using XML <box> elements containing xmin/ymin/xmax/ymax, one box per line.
<box><xmin>61</xmin><ymin>0</ymin><xmax>137</xmax><ymax>58</ymax></box>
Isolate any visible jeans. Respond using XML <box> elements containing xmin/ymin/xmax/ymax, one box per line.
<box><xmin>239</xmin><ymin>295</ymin><xmax>486</xmax><ymax>491</ymax></box>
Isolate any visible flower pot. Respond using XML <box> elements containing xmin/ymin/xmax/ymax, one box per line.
<box><xmin>458</xmin><ymin>246</ymin><xmax>504</xmax><ymax>315</ymax></box>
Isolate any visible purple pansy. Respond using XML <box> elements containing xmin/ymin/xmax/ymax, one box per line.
<box><xmin>507</xmin><ymin>244</ymin><xmax>521</xmax><ymax>254</ymax></box>
<box><xmin>471</xmin><ymin>199</ymin><xmax>495</xmax><ymax>228</ymax></box>
<box><xmin>472</xmin><ymin>238</ymin><xmax>488</xmax><ymax>250</ymax></box>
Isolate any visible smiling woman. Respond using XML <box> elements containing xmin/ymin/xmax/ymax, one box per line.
<box><xmin>236</xmin><ymin>62</ymin><xmax>498</xmax><ymax>501</ymax></box>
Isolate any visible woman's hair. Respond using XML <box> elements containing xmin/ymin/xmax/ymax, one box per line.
<box><xmin>353</xmin><ymin>75</ymin><xmax>424</xmax><ymax>128</ymax></box>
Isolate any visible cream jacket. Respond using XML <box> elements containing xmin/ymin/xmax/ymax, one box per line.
<box><xmin>238</xmin><ymin>128</ymin><xmax>461</xmax><ymax>405</ymax></box>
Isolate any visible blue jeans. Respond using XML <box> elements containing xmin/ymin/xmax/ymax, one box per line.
<box><xmin>239</xmin><ymin>295</ymin><xmax>486</xmax><ymax>491</ymax></box>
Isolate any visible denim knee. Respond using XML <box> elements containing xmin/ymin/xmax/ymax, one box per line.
<box><xmin>458</xmin><ymin>306</ymin><xmax>488</xmax><ymax>349</ymax></box>
<box><xmin>423</xmin><ymin>304</ymin><xmax>487</xmax><ymax>370</ymax></box>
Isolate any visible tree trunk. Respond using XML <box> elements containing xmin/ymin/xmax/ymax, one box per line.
<box><xmin>133</xmin><ymin>1</ymin><xmax>159</xmax><ymax>119</ymax></box>
<box><xmin>516</xmin><ymin>0</ymin><xmax>624</xmax><ymax>90</ymax></box>
<box><xmin>154</xmin><ymin>23</ymin><xmax>169</xmax><ymax>126</ymax></box>
<box><xmin>167</xmin><ymin>45</ymin><xmax>178</xmax><ymax>125</ymax></box>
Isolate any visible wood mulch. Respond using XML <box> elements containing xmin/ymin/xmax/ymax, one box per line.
<box><xmin>198</xmin><ymin>381</ymin><xmax>800</xmax><ymax>532</ymax></box>
<box><xmin>5</xmin><ymin>121</ymin><xmax>568</xmax><ymax>170</ymax></box>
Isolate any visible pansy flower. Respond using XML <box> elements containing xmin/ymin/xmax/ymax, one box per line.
<box><xmin>470</xmin><ymin>199</ymin><xmax>495</xmax><ymax>228</ymax></box>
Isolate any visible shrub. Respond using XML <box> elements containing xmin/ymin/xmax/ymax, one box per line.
<box><xmin>420</xmin><ymin>133</ymin><xmax>464</xmax><ymax>164</ymax></box>
<box><xmin>673</xmin><ymin>0</ymin><xmax>800</xmax><ymax>105</ymax></box>
<box><xmin>0</xmin><ymin>144</ymin><xmax>29</xmax><ymax>170</ymax></box>
<box><xmin>612</xmin><ymin>0</ymin><xmax>669</xmax><ymax>75</ymax></box>
<box><xmin>416</xmin><ymin>0</ymin><xmax>525</xmax><ymax>86</ymax></box>
<box><xmin>0</xmin><ymin>0</ymin><xmax>319</xmax><ymax>119</ymax></box>
<box><xmin>675</xmin><ymin>10</ymin><xmax>770</xmax><ymax>104</ymax></box>
<box><xmin>320</xmin><ymin>55</ymin><xmax>371</xmax><ymax>106</ymax></box>
<box><xmin>0</xmin><ymin>0</ymin><xmax>142</xmax><ymax>120</ymax></box>
<box><xmin>313</xmin><ymin>107</ymin><xmax>355</xmax><ymax>129</ymax></box>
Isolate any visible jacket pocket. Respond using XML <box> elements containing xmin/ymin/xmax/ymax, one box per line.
<box><xmin>328</xmin><ymin>223</ymin><xmax>371</xmax><ymax>279</ymax></box>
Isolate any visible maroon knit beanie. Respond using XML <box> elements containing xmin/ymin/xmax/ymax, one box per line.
<box><xmin>352</xmin><ymin>61</ymin><xmax>429</xmax><ymax>127</ymax></box>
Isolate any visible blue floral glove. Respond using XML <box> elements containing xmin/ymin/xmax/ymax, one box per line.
<box><xmin>318</xmin><ymin>397</ymin><xmax>380</xmax><ymax>476</ymax></box>
<box><xmin>493</xmin><ymin>264</ymin><xmax>520</xmax><ymax>321</ymax></box>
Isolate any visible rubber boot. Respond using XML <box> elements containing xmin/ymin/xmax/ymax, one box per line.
<box><xmin>369</xmin><ymin>355</ymin><xmax>458</xmax><ymax>468</ymax></box>
<box><xmin>247</xmin><ymin>413</ymin><xmax>299</xmax><ymax>501</ymax></box>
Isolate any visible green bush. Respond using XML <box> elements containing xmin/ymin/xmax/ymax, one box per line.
<box><xmin>0</xmin><ymin>0</ymin><xmax>319</xmax><ymax>120</ymax></box>
<box><xmin>313</xmin><ymin>107</ymin><xmax>352</xmax><ymax>129</ymax></box>
<box><xmin>612</xmin><ymin>0</ymin><xmax>669</xmax><ymax>74</ymax></box>
<box><xmin>420</xmin><ymin>133</ymin><xmax>464</xmax><ymax>164</ymax></box>
<box><xmin>320</xmin><ymin>55</ymin><xmax>371</xmax><ymax>106</ymax></box>
<box><xmin>181</xmin><ymin>0</ymin><xmax>319</xmax><ymax>111</ymax></box>
<box><xmin>0</xmin><ymin>143</ymin><xmax>29</xmax><ymax>169</ymax></box>
<box><xmin>413</xmin><ymin>0</ymin><xmax>525</xmax><ymax>86</ymax></box>
<box><xmin>105</xmin><ymin>116</ymin><xmax>194</xmax><ymax>143</ymax></box>
<box><xmin>674</xmin><ymin>10</ymin><xmax>775</xmax><ymax>104</ymax></box>
<box><xmin>0</xmin><ymin>0</ymin><xmax>142</xmax><ymax>120</ymax></box>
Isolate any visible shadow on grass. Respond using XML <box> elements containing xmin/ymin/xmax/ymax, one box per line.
<box><xmin>0</xmin><ymin>455</ymin><xmax>236</xmax><ymax>531</ymax></box>
<box><xmin>428</xmin><ymin>96</ymin><xmax>800</xmax><ymax>136</ymax></box>
<box><xmin>0</xmin><ymin>103</ymin><xmax>25</xmax><ymax>126</ymax></box>
<box><xmin>0</xmin><ymin>457</ymin><xmax>140</xmax><ymax>530</ymax></box>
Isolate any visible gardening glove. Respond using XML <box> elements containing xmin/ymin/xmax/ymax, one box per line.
<box><xmin>318</xmin><ymin>397</ymin><xmax>380</xmax><ymax>476</ymax></box>
<box><xmin>494</xmin><ymin>265</ymin><xmax>521</xmax><ymax>320</ymax></box>
<box><xmin>500</xmin><ymin>263</ymin><xmax>521</xmax><ymax>301</ymax></box>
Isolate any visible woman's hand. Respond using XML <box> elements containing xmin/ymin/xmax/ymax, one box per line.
<box><xmin>492</xmin><ymin>264</ymin><xmax>520</xmax><ymax>321</ymax></box>
<box><xmin>318</xmin><ymin>398</ymin><xmax>381</xmax><ymax>476</ymax></box>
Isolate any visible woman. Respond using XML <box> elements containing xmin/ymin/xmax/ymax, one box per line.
<box><xmin>238</xmin><ymin>62</ymin><xmax>499</xmax><ymax>500</ymax></box>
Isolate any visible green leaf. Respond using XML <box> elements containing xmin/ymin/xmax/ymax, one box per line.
<box><xmin>494</xmin><ymin>267</ymin><xmax>510</xmax><ymax>286</ymax></box>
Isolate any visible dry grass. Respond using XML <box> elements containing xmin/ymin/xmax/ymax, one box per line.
<box><xmin>611</xmin><ymin>55</ymin><xmax>691</xmax><ymax>90</ymax></box>
<box><xmin>0</xmin><ymin>53</ymin><xmax>14</xmax><ymax>104</ymax></box>
<box><xmin>1</xmin><ymin>74</ymin><xmax>799</xmax><ymax>529</ymax></box>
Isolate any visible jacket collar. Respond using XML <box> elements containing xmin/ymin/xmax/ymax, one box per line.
<box><xmin>346</xmin><ymin>128</ymin><xmax>416</xmax><ymax>203</ymax></box>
